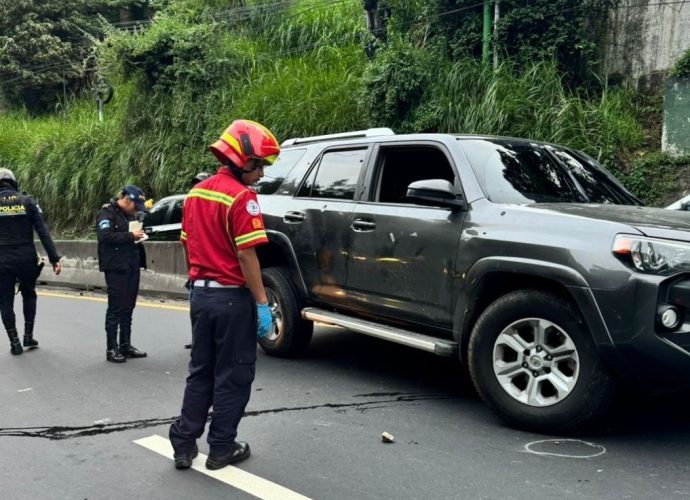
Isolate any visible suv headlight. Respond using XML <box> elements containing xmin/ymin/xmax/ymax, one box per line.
<box><xmin>613</xmin><ymin>235</ymin><xmax>690</xmax><ymax>275</ymax></box>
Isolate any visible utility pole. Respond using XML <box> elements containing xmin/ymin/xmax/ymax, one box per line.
<box><xmin>493</xmin><ymin>0</ymin><xmax>500</xmax><ymax>71</ymax></box>
<box><xmin>363</xmin><ymin>0</ymin><xmax>390</xmax><ymax>58</ymax></box>
<box><xmin>482</xmin><ymin>0</ymin><xmax>492</xmax><ymax>66</ymax></box>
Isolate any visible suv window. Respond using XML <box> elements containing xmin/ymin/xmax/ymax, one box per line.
<box><xmin>297</xmin><ymin>148</ymin><xmax>367</xmax><ymax>200</ymax></box>
<box><xmin>459</xmin><ymin>139</ymin><xmax>636</xmax><ymax>204</ymax></box>
<box><xmin>255</xmin><ymin>148</ymin><xmax>307</xmax><ymax>195</ymax></box>
<box><xmin>374</xmin><ymin>146</ymin><xmax>456</xmax><ymax>204</ymax></box>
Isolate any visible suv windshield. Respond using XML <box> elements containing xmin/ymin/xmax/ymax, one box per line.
<box><xmin>458</xmin><ymin>138</ymin><xmax>638</xmax><ymax>205</ymax></box>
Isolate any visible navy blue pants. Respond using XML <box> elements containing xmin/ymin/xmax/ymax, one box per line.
<box><xmin>0</xmin><ymin>265</ymin><xmax>37</xmax><ymax>332</ymax></box>
<box><xmin>104</xmin><ymin>270</ymin><xmax>140</xmax><ymax>348</ymax></box>
<box><xmin>169</xmin><ymin>287</ymin><xmax>257</xmax><ymax>456</ymax></box>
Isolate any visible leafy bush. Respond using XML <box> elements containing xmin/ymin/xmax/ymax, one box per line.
<box><xmin>670</xmin><ymin>49</ymin><xmax>690</xmax><ymax>79</ymax></box>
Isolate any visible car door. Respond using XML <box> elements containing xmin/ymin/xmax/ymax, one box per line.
<box><xmin>346</xmin><ymin>142</ymin><xmax>467</xmax><ymax>331</ymax></box>
<box><xmin>279</xmin><ymin>146</ymin><xmax>370</xmax><ymax>307</ymax></box>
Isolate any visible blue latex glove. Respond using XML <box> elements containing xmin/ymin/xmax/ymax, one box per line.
<box><xmin>257</xmin><ymin>302</ymin><xmax>272</xmax><ymax>339</ymax></box>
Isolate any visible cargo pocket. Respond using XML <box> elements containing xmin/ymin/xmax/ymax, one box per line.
<box><xmin>231</xmin><ymin>350</ymin><xmax>257</xmax><ymax>388</ymax></box>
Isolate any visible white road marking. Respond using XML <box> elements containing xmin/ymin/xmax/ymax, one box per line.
<box><xmin>524</xmin><ymin>439</ymin><xmax>606</xmax><ymax>459</ymax></box>
<box><xmin>134</xmin><ymin>435</ymin><xmax>311</xmax><ymax>500</ymax></box>
<box><xmin>17</xmin><ymin>388</ymin><xmax>33</xmax><ymax>393</ymax></box>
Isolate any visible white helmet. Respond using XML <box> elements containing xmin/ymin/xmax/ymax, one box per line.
<box><xmin>0</xmin><ymin>168</ymin><xmax>17</xmax><ymax>189</ymax></box>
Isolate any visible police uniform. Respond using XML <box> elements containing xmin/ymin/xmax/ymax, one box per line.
<box><xmin>169</xmin><ymin>167</ymin><xmax>268</xmax><ymax>460</ymax></box>
<box><xmin>0</xmin><ymin>185</ymin><xmax>60</xmax><ymax>353</ymax></box>
<box><xmin>96</xmin><ymin>198</ymin><xmax>147</xmax><ymax>360</ymax></box>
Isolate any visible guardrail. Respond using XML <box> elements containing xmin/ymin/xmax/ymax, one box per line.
<box><xmin>37</xmin><ymin>241</ymin><xmax>188</xmax><ymax>298</ymax></box>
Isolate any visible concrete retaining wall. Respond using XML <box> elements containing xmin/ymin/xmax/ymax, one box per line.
<box><xmin>37</xmin><ymin>241</ymin><xmax>188</xmax><ymax>298</ymax></box>
<box><xmin>605</xmin><ymin>1</ymin><xmax>690</xmax><ymax>92</ymax></box>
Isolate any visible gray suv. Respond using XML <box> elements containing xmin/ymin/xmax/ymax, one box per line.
<box><xmin>249</xmin><ymin>129</ymin><xmax>690</xmax><ymax>432</ymax></box>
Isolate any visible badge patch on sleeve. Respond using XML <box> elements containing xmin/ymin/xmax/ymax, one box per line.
<box><xmin>98</xmin><ymin>219</ymin><xmax>111</xmax><ymax>230</ymax></box>
<box><xmin>252</xmin><ymin>218</ymin><xmax>263</xmax><ymax>229</ymax></box>
<box><xmin>246</xmin><ymin>200</ymin><xmax>261</xmax><ymax>216</ymax></box>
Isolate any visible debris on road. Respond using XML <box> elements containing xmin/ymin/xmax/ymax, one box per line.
<box><xmin>381</xmin><ymin>432</ymin><xmax>394</xmax><ymax>443</ymax></box>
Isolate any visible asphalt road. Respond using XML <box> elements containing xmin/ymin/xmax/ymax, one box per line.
<box><xmin>1</xmin><ymin>289</ymin><xmax>689</xmax><ymax>500</ymax></box>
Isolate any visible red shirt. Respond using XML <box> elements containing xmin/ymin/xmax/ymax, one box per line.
<box><xmin>181</xmin><ymin>167</ymin><xmax>268</xmax><ymax>286</ymax></box>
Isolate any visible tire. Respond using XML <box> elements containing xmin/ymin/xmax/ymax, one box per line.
<box><xmin>258</xmin><ymin>267</ymin><xmax>313</xmax><ymax>357</ymax></box>
<box><xmin>468</xmin><ymin>289</ymin><xmax>615</xmax><ymax>433</ymax></box>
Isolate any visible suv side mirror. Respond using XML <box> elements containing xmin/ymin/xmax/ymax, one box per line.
<box><xmin>406</xmin><ymin>179</ymin><xmax>467</xmax><ymax>210</ymax></box>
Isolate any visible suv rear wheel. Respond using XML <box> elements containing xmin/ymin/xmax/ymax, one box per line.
<box><xmin>468</xmin><ymin>289</ymin><xmax>615</xmax><ymax>433</ymax></box>
<box><xmin>259</xmin><ymin>267</ymin><xmax>313</xmax><ymax>357</ymax></box>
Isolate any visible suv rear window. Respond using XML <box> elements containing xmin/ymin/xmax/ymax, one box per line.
<box><xmin>459</xmin><ymin>139</ymin><xmax>635</xmax><ymax>204</ymax></box>
<box><xmin>255</xmin><ymin>148</ymin><xmax>307</xmax><ymax>195</ymax></box>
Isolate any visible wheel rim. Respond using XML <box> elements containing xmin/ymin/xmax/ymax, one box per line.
<box><xmin>265</xmin><ymin>288</ymin><xmax>283</xmax><ymax>343</ymax></box>
<box><xmin>492</xmin><ymin>317</ymin><xmax>580</xmax><ymax>408</ymax></box>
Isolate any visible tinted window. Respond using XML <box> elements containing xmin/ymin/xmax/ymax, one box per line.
<box><xmin>299</xmin><ymin>149</ymin><xmax>367</xmax><ymax>200</ymax></box>
<box><xmin>169</xmin><ymin>198</ymin><xmax>183</xmax><ymax>224</ymax></box>
<box><xmin>554</xmin><ymin>148</ymin><xmax>639</xmax><ymax>205</ymax></box>
<box><xmin>255</xmin><ymin>148</ymin><xmax>307</xmax><ymax>195</ymax></box>
<box><xmin>144</xmin><ymin>198</ymin><xmax>173</xmax><ymax>226</ymax></box>
<box><xmin>460</xmin><ymin>139</ymin><xmax>636</xmax><ymax>204</ymax></box>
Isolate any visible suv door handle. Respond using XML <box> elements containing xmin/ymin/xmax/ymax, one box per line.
<box><xmin>284</xmin><ymin>211</ymin><xmax>306</xmax><ymax>223</ymax></box>
<box><xmin>351</xmin><ymin>218</ymin><xmax>376</xmax><ymax>232</ymax></box>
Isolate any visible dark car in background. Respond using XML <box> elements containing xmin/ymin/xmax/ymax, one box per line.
<box><xmin>142</xmin><ymin>194</ymin><xmax>185</xmax><ymax>241</ymax></box>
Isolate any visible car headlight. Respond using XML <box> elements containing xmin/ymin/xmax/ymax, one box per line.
<box><xmin>613</xmin><ymin>235</ymin><xmax>690</xmax><ymax>275</ymax></box>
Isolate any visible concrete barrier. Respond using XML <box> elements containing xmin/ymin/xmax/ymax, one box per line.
<box><xmin>37</xmin><ymin>240</ymin><xmax>188</xmax><ymax>298</ymax></box>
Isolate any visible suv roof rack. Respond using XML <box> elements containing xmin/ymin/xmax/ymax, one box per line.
<box><xmin>281</xmin><ymin>128</ymin><xmax>395</xmax><ymax>147</ymax></box>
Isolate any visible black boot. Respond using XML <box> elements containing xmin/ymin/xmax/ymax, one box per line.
<box><xmin>23</xmin><ymin>322</ymin><xmax>38</xmax><ymax>348</ymax></box>
<box><xmin>120</xmin><ymin>330</ymin><xmax>147</xmax><ymax>358</ymax></box>
<box><xmin>106</xmin><ymin>332</ymin><xmax>125</xmax><ymax>363</ymax></box>
<box><xmin>7</xmin><ymin>328</ymin><xmax>23</xmax><ymax>355</ymax></box>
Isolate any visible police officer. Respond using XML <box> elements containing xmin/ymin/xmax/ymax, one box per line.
<box><xmin>169</xmin><ymin>120</ymin><xmax>278</xmax><ymax>470</ymax></box>
<box><xmin>97</xmin><ymin>185</ymin><xmax>149</xmax><ymax>363</ymax></box>
<box><xmin>0</xmin><ymin>168</ymin><xmax>61</xmax><ymax>355</ymax></box>
<box><xmin>184</xmin><ymin>172</ymin><xmax>211</xmax><ymax>350</ymax></box>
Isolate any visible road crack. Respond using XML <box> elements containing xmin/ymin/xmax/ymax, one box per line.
<box><xmin>0</xmin><ymin>393</ymin><xmax>454</xmax><ymax>440</ymax></box>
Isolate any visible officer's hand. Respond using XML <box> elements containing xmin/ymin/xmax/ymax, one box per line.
<box><xmin>256</xmin><ymin>302</ymin><xmax>273</xmax><ymax>339</ymax></box>
<box><xmin>52</xmin><ymin>262</ymin><xmax>62</xmax><ymax>275</ymax></box>
<box><xmin>132</xmin><ymin>229</ymin><xmax>145</xmax><ymax>241</ymax></box>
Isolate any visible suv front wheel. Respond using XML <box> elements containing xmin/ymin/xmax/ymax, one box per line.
<box><xmin>258</xmin><ymin>267</ymin><xmax>314</xmax><ymax>357</ymax></box>
<box><xmin>468</xmin><ymin>289</ymin><xmax>615</xmax><ymax>433</ymax></box>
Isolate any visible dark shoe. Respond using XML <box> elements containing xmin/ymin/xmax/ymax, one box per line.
<box><xmin>174</xmin><ymin>443</ymin><xmax>199</xmax><ymax>470</ymax></box>
<box><xmin>120</xmin><ymin>345</ymin><xmax>147</xmax><ymax>358</ymax></box>
<box><xmin>106</xmin><ymin>348</ymin><xmax>126</xmax><ymax>363</ymax></box>
<box><xmin>10</xmin><ymin>338</ymin><xmax>23</xmax><ymax>355</ymax></box>
<box><xmin>23</xmin><ymin>322</ymin><xmax>38</xmax><ymax>348</ymax></box>
<box><xmin>23</xmin><ymin>336</ymin><xmax>38</xmax><ymax>348</ymax></box>
<box><xmin>184</xmin><ymin>343</ymin><xmax>192</xmax><ymax>349</ymax></box>
<box><xmin>7</xmin><ymin>328</ymin><xmax>22</xmax><ymax>355</ymax></box>
<box><xmin>206</xmin><ymin>441</ymin><xmax>251</xmax><ymax>470</ymax></box>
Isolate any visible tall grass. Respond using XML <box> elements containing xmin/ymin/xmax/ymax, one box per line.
<box><xmin>430</xmin><ymin>58</ymin><xmax>642</xmax><ymax>164</ymax></box>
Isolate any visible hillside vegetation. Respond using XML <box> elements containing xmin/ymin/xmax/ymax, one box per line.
<box><xmin>0</xmin><ymin>0</ymin><xmax>686</xmax><ymax>235</ymax></box>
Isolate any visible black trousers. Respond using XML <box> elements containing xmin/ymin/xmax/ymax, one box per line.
<box><xmin>0</xmin><ymin>265</ymin><xmax>37</xmax><ymax>333</ymax></box>
<box><xmin>104</xmin><ymin>269</ymin><xmax>140</xmax><ymax>348</ymax></box>
<box><xmin>169</xmin><ymin>287</ymin><xmax>257</xmax><ymax>456</ymax></box>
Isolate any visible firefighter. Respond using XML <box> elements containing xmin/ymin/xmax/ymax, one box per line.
<box><xmin>184</xmin><ymin>172</ymin><xmax>212</xmax><ymax>350</ymax></box>
<box><xmin>96</xmin><ymin>185</ymin><xmax>149</xmax><ymax>363</ymax></box>
<box><xmin>169</xmin><ymin>120</ymin><xmax>277</xmax><ymax>470</ymax></box>
<box><xmin>0</xmin><ymin>168</ymin><xmax>61</xmax><ymax>355</ymax></box>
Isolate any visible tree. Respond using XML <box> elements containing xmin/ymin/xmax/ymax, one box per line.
<box><xmin>0</xmin><ymin>0</ymin><xmax>146</xmax><ymax>112</ymax></box>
